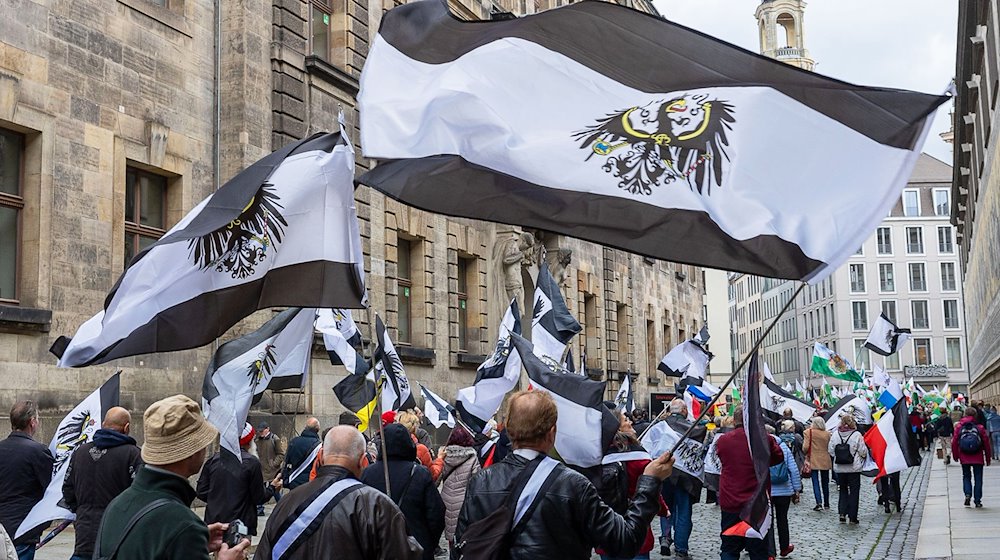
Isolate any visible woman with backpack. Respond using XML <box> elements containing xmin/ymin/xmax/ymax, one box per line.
<box><xmin>766</xmin><ymin>425</ymin><xmax>801</xmax><ymax>558</ymax></box>
<box><xmin>803</xmin><ymin>416</ymin><xmax>832</xmax><ymax>511</ymax></box>
<box><xmin>828</xmin><ymin>414</ymin><xmax>868</xmax><ymax>524</ymax></box>
<box><xmin>778</xmin><ymin>420</ymin><xmax>805</xmax><ymax>472</ymax></box>
<box><xmin>952</xmin><ymin>406</ymin><xmax>993</xmax><ymax>507</ymax></box>
<box><xmin>438</xmin><ymin>426</ymin><xmax>480</xmax><ymax>554</ymax></box>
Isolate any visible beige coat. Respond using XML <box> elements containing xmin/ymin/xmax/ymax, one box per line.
<box><xmin>0</xmin><ymin>522</ymin><xmax>14</xmax><ymax>560</ymax></box>
<box><xmin>804</xmin><ymin>427</ymin><xmax>832</xmax><ymax>470</ymax></box>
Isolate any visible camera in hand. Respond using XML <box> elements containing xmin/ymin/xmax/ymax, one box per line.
<box><xmin>224</xmin><ymin>519</ymin><xmax>249</xmax><ymax>548</ymax></box>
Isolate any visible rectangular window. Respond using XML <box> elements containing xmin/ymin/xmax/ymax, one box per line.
<box><xmin>852</xmin><ymin>301</ymin><xmax>868</xmax><ymax>330</ymax></box>
<box><xmin>396</xmin><ymin>238</ymin><xmax>412</xmax><ymax>344</ymax></box>
<box><xmin>933</xmin><ymin>188</ymin><xmax>951</xmax><ymax>216</ymax></box>
<box><xmin>938</xmin><ymin>226</ymin><xmax>954</xmax><ymax>253</ymax></box>
<box><xmin>0</xmin><ymin>129</ymin><xmax>24</xmax><ymax>301</ymax></box>
<box><xmin>911</xmin><ymin>300</ymin><xmax>929</xmax><ymax>329</ymax></box>
<box><xmin>456</xmin><ymin>257</ymin><xmax>469</xmax><ymax>352</ymax></box>
<box><xmin>879</xmin><ymin>263</ymin><xmax>895</xmax><ymax>292</ymax></box>
<box><xmin>881</xmin><ymin>300</ymin><xmax>897</xmax><ymax>324</ymax></box>
<box><xmin>310</xmin><ymin>0</ymin><xmax>345</xmax><ymax>66</ymax></box>
<box><xmin>854</xmin><ymin>339</ymin><xmax>869</xmax><ymax>370</ymax></box>
<box><xmin>906</xmin><ymin>226</ymin><xmax>924</xmax><ymax>254</ymax></box>
<box><xmin>914</xmin><ymin>338</ymin><xmax>931</xmax><ymax>365</ymax></box>
<box><xmin>124</xmin><ymin>167</ymin><xmax>167</xmax><ymax>270</ymax></box>
<box><xmin>886</xmin><ymin>350</ymin><xmax>900</xmax><ymax>370</ymax></box>
<box><xmin>617</xmin><ymin>304</ymin><xmax>628</xmax><ymax>370</ymax></box>
<box><xmin>903</xmin><ymin>189</ymin><xmax>920</xmax><ymax>216</ymax></box>
<box><xmin>908</xmin><ymin>263</ymin><xmax>927</xmax><ymax>291</ymax></box>
<box><xmin>646</xmin><ymin>320</ymin><xmax>657</xmax><ymax>380</ymax></box>
<box><xmin>940</xmin><ymin>262</ymin><xmax>957</xmax><ymax>291</ymax></box>
<box><xmin>876</xmin><ymin>227</ymin><xmax>892</xmax><ymax>255</ymax></box>
<box><xmin>943</xmin><ymin>299</ymin><xmax>960</xmax><ymax>329</ymax></box>
<box><xmin>849</xmin><ymin>263</ymin><xmax>866</xmax><ymax>293</ymax></box>
<box><xmin>946</xmin><ymin>338</ymin><xmax>962</xmax><ymax>368</ymax></box>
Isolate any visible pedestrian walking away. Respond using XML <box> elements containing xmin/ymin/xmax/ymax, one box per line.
<box><xmin>284</xmin><ymin>418</ymin><xmax>321</xmax><ymax>490</ymax></box>
<box><xmin>767</xmin><ymin>425</ymin><xmax>802</xmax><ymax>558</ymax></box>
<box><xmin>658</xmin><ymin>399</ymin><xmax>705</xmax><ymax>560</ymax></box>
<box><xmin>985</xmin><ymin>406</ymin><xmax>1000</xmax><ymax>462</ymax></box>
<box><xmin>933</xmin><ymin>411</ymin><xmax>955</xmax><ymax>465</ymax></box>
<box><xmin>437</xmin><ymin>427</ymin><xmax>480</xmax><ymax>554</ymax></box>
<box><xmin>952</xmin><ymin>406</ymin><xmax>992</xmax><ymax>507</ymax></box>
<box><xmin>829</xmin><ymin>414</ymin><xmax>867</xmax><ymax>524</ymax></box>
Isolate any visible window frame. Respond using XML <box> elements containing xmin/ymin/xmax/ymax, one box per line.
<box><xmin>881</xmin><ymin>300</ymin><xmax>897</xmax><ymax>324</ymax></box>
<box><xmin>396</xmin><ymin>237</ymin><xmax>413</xmax><ymax>345</ymax></box>
<box><xmin>309</xmin><ymin>0</ymin><xmax>347</xmax><ymax>68</ymax></box>
<box><xmin>942</xmin><ymin>299</ymin><xmax>960</xmax><ymax>330</ymax></box>
<box><xmin>878</xmin><ymin>263</ymin><xmax>895</xmax><ymax>293</ymax></box>
<box><xmin>905</xmin><ymin>226</ymin><xmax>924</xmax><ymax>255</ymax></box>
<box><xmin>940</xmin><ymin>262</ymin><xmax>958</xmax><ymax>292</ymax></box>
<box><xmin>456</xmin><ymin>256</ymin><xmax>469</xmax><ymax>352</ymax></box>
<box><xmin>932</xmin><ymin>187</ymin><xmax>951</xmax><ymax>217</ymax></box>
<box><xmin>124</xmin><ymin>166</ymin><xmax>168</xmax><ymax>270</ymax></box>
<box><xmin>902</xmin><ymin>188</ymin><xmax>921</xmax><ymax>216</ymax></box>
<box><xmin>913</xmin><ymin>338</ymin><xmax>932</xmax><ymax>365</ymax></box>
<box><xmin>911</xmin><ymin>300</ymin><xmax>930</xmax><ymax>330</ymax></box>
<box><xmin>849</xmin><ymin>263</ymin><xmax>866</xmax><ymax>293</ymax></box>
<box><xmin>908</xmin><ymin>262</ymin><xmax>928</xmax><ymax>292</ymax></box>
<box><xmin>876</xmin><ymin>226</ymin><xmax>893</xmax><ymax>255</ymax></box>
<box><xmin>851</xmin><ymin>300</ymin><xmax>868</xmax><ymax>331</ymax></box>
<box><xmin>938</xmin><ymin>225</ymin><xmax>954</xmax><ymax>254</ymax></box>
<box><xmin>0</xmin><ymin>128</ymin><xmax>25</xmax><ymax>304</ymax></box>
<box><xmin>946</xmin><ymin>337</ymin><xmax>962</xmax><ymax>369</ymax></box>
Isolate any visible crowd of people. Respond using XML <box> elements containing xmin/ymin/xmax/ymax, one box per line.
<box><xmin>0</xmin><ymin>393</ymin><xmax>997</xmax><ymax>560</ymax></box>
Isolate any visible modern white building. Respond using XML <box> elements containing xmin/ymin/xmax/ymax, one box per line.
<box><xmin>704</xmin><ymin>269</ymin><xmax>735</xmax><ymax>386</ymax></box>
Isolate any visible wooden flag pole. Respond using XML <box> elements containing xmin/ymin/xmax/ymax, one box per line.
<box><xmin>664</xmin><ymin>282</ymin><xmax>808</xmax><ymax>456</ymax></box>
<box><xmin>364</xmin><ymin>305</ymin><xmax>392</xmax><ymax>498</ymax></box>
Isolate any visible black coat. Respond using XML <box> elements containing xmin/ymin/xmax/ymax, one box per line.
<box><xmin>454</xmin><ymin>452</ymin><xmax>661</xmax><ymax>560</ymax></box>
<box><xmin>284</xmin><ymin>428</ymin><xmax>321</xmax><ymax>489</ymax></box>
<box><xmin>196</xmin><ymin>450</ymin><xmax>273</xmax><ymax>536</ymax></box>
<box><xmin>61</xmin><ymin>429</ymin><xmax>143</xmax><ymax>556</ymax></box>
<box><xmin>0</xmin><ymin>432</ymin><xmax>54</xmax><ymax>545</ymax></box>
<box><xmin>360</xmin><ymin>424</ymin><xmax>444</xmax><ymax>560</ymax></box>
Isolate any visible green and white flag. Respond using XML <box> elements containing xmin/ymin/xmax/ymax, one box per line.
<box><xmin>811</xmin><ymin>342</ymin><xmax>863</xmax><ymax>383</ymax></box>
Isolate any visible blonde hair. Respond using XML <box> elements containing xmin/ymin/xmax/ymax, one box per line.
<box><xmin>780</xmin><ymin>420</ymin><xmax>796</xmax><ymax>433</ymax></box>
<box><xmin>397</xmin><ymin>411</ymin><xmax>420</xmax><ymax>434</ymax></box>
<box><xmin>839</xmin><ymin>413</ymin><xmax>857</xmax><ymax>429</ymax></box>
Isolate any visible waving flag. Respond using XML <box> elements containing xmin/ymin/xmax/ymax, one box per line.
<box><xmin>722</xmin><ymin>354</ymin><xmax>771</xmax><ymax>539</ymax></box>
<box><xmin>614</xmin><ymin>374</ymin><xmax>636</xmax><ymax>413</ymax></box>
<box><xmin>824</xmin><ymin>394</ymin><xmax>874</xmax><ymax>430</ymax></box>
<box><xmin>456</xmin><ymin>299</ymin><xmax>523</xmax><ymax>433</ymax></box>
<box><xmin>316</xmin><ymin>308</ymin><xmax>368</xmax><ymax>375</ymax></box>
<box><xmin>760</xmin><ymin>377</ymin><xmax>815</xmax><ymax>423</ymax></box>
<box><xmin>420</xmin><ymin>385</ymin><xmax>456</xmax><ymax>429</ymax></box>
<box><xmin>864</xmin><ymin>312</ymin><xmax>911</xmax><ymax>356</ymax></box>
<box><xmin>531</xmin><ymin>262</ymin><xmax>582</xmax><ymax>362</ymax></box>
<box><xmin>203</xmin><ymin>308</ymin><xmax>314</xmax><ymax>468</ymax></box>
<box><xmin>657</xmin><ymin>338</ymin><xmax>712</xmax><ymax>379</ymax></box>
<box><xmin>53</xmin><ymin>130</ymin><xmax>366</xmax><ymax>367</ymax></box>
<box><xmin>333</xmin><ymin>369</ymin><xmax>378</xmax><ymax>432</ymax></box>
<box><xmin>373</xmin><ymin>314</ymin><xmax>415</xmax><ymax>412</ymax></box>
<box><xmin>640</xmin><ymin>415</ymin><xmax>707</xmax><ymax>477</ymax></box>
<box><xmin>811</xmin><ymin>342</ymin><xmax>863</xmax><ymax>382</ymax></box>
<box><xmin>511</xmin><ymin>332</ymin><xmax>617</xmax><ymax>468</ymax></box>
<box><xmin>16</xmin><ymin>373</ymin><xmax>120</xmax><ymax>539</ymax></box>
<box><xmin>864</xmin><ymin>398</ymin><xmax>920</xmax><ymax>481</ymax></box>
<box><xmin>563</xmin><ymin>348</ymin><xmax>576</xmax><ymax>374</ymax></box>
<box><xmin>359</xmin><ymin>1</ymin><xmax>945</xmax><ymax>282</ymax></box>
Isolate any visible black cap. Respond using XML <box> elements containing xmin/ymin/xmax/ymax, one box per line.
<box><xmin>256</xmin><ymin>421</ymin><xmax>269</xmax><ymax>430</ymax></box>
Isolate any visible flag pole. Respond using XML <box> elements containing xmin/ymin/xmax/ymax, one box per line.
<box><xmin>364</xmin><ymin>305</ymin><xmax>392</xmax><ymax>498</ymax></box>
<box><xmin>664</xmin><ymin>282</ymin><xmax>807</xmax><ymax>456</ymax></box>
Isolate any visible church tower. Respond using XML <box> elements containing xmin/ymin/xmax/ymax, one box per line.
<box><xmin>755</xmin><ymin>0</ymin><xmax>815</xmax><ymax>71</ymax></box>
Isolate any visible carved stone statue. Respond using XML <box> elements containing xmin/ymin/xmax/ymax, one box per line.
<box><xmin>495</xmin><ymin>232</ymin><xmax>536</xmax><ymax>306</ymax></box>
<box><xmin>549</xmin><ymin>248</ymin><xmax>573</xmax><ymax>287</ymax></box>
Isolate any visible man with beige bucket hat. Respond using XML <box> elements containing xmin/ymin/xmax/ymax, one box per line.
<box><xmin>94</xmin><ymin>395</ymin><xmax>251</xmax><ymax>560</ymax></box>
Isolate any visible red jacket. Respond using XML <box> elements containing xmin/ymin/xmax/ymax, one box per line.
<box><xmin>715</xmin><ymin>427</ymin><xmax>784</xmax><ymax>513</ymax></box>
<box><xmin>952</xmin><ymin>418</ymin><xmax>992</xmax><ymax>466</ymax></box>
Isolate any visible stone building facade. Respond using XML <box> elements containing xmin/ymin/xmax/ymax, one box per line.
<box><xmin>0</xmin><ymin>0</ymin><xmax>698</xmax><ymax>442</ymax></box>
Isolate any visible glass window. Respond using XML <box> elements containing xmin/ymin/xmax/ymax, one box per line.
<box><xmin>943</xmin><ymin>299</ymin><xmax>960</xmax><ymax>329</ymax></box>
<box><xmin>940</xmin><ymin>262</ymin><xmax>957</xmax><ymax>291</ymax></box>
<box><xmin>879</xmin><ymin>263</ymin><xmax>895</xmax><ymax>292</ymax></box>
<box><xmin>850</xmin><ymin>263</ymin><xmax>866</xmax><ymax>293</ymax></box>
<box><xmin>906</xmin><ymin>226</ymin><xmax>924</xmax><ymax>254</ymax></box>
<box><xmin>124</xmin><ymin>167</ymin><xmax>167</xmax><ymax>270</ymax></box>
<box><xmin>876</xmin><ymin>227</ymin><xmax>892</xmax><ymax>255</ymax></box>
<box><xmin>914</xmin><ymin>338</ymin><xmax>931</xmax><ymax>365</ymax></box>
<box><xmin>938</xmin><ymin>226</ymin><xmax>954</xmax><ymax>253</ymax></box>
<box><xmin>933</xmin><ymin>188</ymin><xmax>950</xmax><ymax>216</ymax></box>
<box><xmin>882</xmin><ymin>300</ymin><xmax>897</xmax><ymax>324</ymax></box>
<box><xmin>911</xmin><ymin>300</ymin><xmax>929</xmax><ymax>329</ymax></box>
<box><xmin>310</xmin><ymin>0</ymin><xmax>345</xmax><ymax>66</ymax></box>
<box><xmin>854</xmin><ymin>339</ymin><xmax>869</xmax><ymax>370</ymax></box>
<box><xmin>457</xmin><ymin>257</ymin><xmax>469</xmax><ymax>351</ymax></box>
<box><xmin>946</xmin><ymin>338</ymin><xmax>962</xmax><ymax>368</ymax></box>
<box><xmin>852</xmin><ymin>301</ymin><xmax>868</xmax><ymax>330</ymax></box>
<box><xmin>903</xmin><ymin>189</ymin><xmax>920</xmax><ymax>216</ymax></box>
<box><xmin>397</xmin><ymin>238</ymin><xmax>412</xmax><ymax>344</ymax></box>
<box><xmin>909</xmin><ymin>263</ymin><xmax>927</xmax><ymax>291</ymax></box>
<box><xmin>0</xmin><ymin>129</ymin><xmax>23</xmax><ymax>301</ymax></box>
<box><xmin>886</xmin><ymin>350</ymin><xmax>900</xmax><ymax>370</ymax></box>
<box><xmin>311</xmin><ymin>5</ymin><xmax>329</xmax><ymax>59</ymax></box>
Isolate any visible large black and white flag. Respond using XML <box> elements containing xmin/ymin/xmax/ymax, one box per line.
<box><xmin>657</xmin><ymin>338</ymin><xmax>712</xmax><ymax>380</ymax></box>
<box><xmin>53</xmin><ymin>130</ymin><xmax>366</xmax><ymax>367</ymax></box>
<box><xmin>510</xmin><ymin>332</ymin><xmax>617</xmax><ymax>468</ymax></box>
<box><xmin>420</xmin><ymin>385</ymin><xmax>456</xmax><ymax>429</ymax></box>
<box><xmin>760</xmin><ymin>377</ymin><xmax>816</xmax><ymax>424</ymax></box>
<box><xmin>373</xmin><ymin>314</ymin><xmax>416</xmax><ymax>413</ymax></box>
<box><xmin>203</xmin><ymin>308</ymin><xmax>314</xmax><ymax>468</ymax></box>
<box><xmin>316</xmin><ymin>308</ymin><xmax>368</xmax><ymax>375</ymax></box>
<box><xmin>16</xmin><ymin>373</ymin><xmax>120</xmax><ymax>539</ymax></box>
<box><xmin>456</xmin><ymin>299</ymin><xmax>523</xmax><ymax>433</ymax></box>
<box><xmin>824</xmin><ymin>394</ymin><xmax>874</xmax><ymax>430</ymax></box>
<box><xmin>531</xmin><ymin>262</ymin><xmax>582</xmax><ymax>362</ymax></box>
<box><xmin>359</xmin><ymin>1</ymin><xmax>946</xmax><ymax>282</ymax></box>
<box><xmin>864</xmin><ymin>312</ymin><xmax>912</xmax><ymax>356</ymax></box>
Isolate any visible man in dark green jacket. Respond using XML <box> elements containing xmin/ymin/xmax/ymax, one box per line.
<box><xmin>94</xmin><ymin>395</ymin><xmax>250</xmax><ymax>560</ymax></box>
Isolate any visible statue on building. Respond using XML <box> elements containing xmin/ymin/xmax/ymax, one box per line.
<box><xmin>494</xmin><ymin>232</ymin><xmax>537</xmax><ymax>306</ymax></box>
<box><xmin>549</xmin><ymin>248</ymin><xmax>573</xmax><ymax>287</ymax></box>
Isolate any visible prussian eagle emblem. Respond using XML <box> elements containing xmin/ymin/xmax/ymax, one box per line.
<box><xmin>248</xmin><ymin>344</ymin><xmax>278</xmax><ymax>389</ymax></box>
<box><xmin>188</xmin><ymin>184</ymin><xmax>288</xmax><ymax>279</ymax></box>
<box><xmin>55</xmin><ymin>409</ymin><xmax>97</xmax><ymax>471</ymax></box>
<box><xmin>572</xmin><ymin>93</ymin><xmax>735</xmax><ymax>196</ymax></box>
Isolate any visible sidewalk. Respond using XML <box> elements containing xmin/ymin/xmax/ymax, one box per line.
<box><xmin>915</xmin><ymin>443</ymin><xmax>1000</xmax><ymax>560</ymax></box>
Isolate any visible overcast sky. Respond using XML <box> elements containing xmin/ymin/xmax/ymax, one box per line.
<box><xmin>653</xmin><ymin>0</ymin><xmax>958</xmax><ymax>164</ymax></box>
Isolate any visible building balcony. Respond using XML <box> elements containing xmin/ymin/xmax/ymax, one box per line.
<box><xmin>775</xmin><ymin>47</ymin><xmax>805</xmax><ymax>59</ymax></box>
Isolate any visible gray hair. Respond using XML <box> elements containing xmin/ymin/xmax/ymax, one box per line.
<box><xmin>810</xmin><ymin>416</ymin><xmax>827</xmax><ymax>431</ymax></box>
<box><xmin>669</xmin><ymin>399</ymin><xmax>687</xmax><ymax>415</ymax></box>
<box><xmin>323</xmin><ymin>425</ymin><xmax>365</xmax><ymax>461</ymax></box>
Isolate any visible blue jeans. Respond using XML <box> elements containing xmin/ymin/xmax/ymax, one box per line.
<box><xmin>14</xmin><ymin>544</ymin><xmax>34</xmax><ymax>560</ymax></box>
<box><xmin>991</xmin><ymin>432</ymin><xmax>1000</xmax><ymax>460</ymax></box>
<box><xmin>664</xmin><ymin>486</ymin><xmax>692</xmax><ymax>553</ymax></box>
<box><xmin>962</xmin><ymin>463</ymin><xmax>984</xmax><ymax>503</ymax></box>
<box><xmin>811</xmin><ymin>469</ymin><xmax>830</xmax><ymax>507</ymax></box>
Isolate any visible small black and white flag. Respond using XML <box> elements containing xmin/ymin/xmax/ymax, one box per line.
<box><xmin>864</xmin><ymin>312</ymin><xmax>912</xmax><ymax>356</ymax></box>
<box><xmin>657</xmin><ymin>338</ymin><xmax>712</xmax><ymax>380</ymax></box>
<box><xmin>420</xmin><ymin>385</ymin><xmax>456</xmax><ymax>429</ymax></box>
<box><xmin>203</xmin><ymin>307</ymin><xmax>314</xmax><ymax>468</ymax></box>
<box><xmin>373</xmin><ymin>313</ymin><xmax>416</xmax><ymax>413</ymax></box>
<box><xmin>563</xmin><ymin>347</ymin><xmax>576</xmax><ymax>374</ymax></box>
<box><xmin>824</xmin><ymin>394</ymin><xmax>875</xmax><ymax>431</ymax></box>
<box><xmin>456</xmin><ymin>299</ymin><xmax>523</xmax><ymax>434</ymax></box>
<box><xmin>614</xmin><ymin>374</ymin><xmax>636</xmax><ymax>413</ymax></box>
<box><xmin>359</xmin><ymin>1</ymin><xmax>946</xmax><ymax>282</ymax></box>
<box><xmin>52</xmin><ymin>129</ymin><xmax>366</xmax><ymax>367</ymax></box>
<box><xmin>316</xmin><ymin>308</ymin><xmax>369</xmax><ymax>375</ymax></box>
<box><xmin>760</xmin><ymin>377</ymin><xmax>816</xmax><ymax>424</ymax></box>
<box><xmin>16</xmin><ymin>373</ymin><xmax>120</xmax><ymax>539</ymax></box>
<box><xmin>531</xmin><ymin>262</ymin><xmax>582</xmax><ymax>363</ymax></box>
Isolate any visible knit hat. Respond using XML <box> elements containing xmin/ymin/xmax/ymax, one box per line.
<box><xmin>382</xmin><ymin>411</ymin><xmax>396</xmax><ymax>426</ymax></box>
<box><xmin>239</xmin><ymin>422</ymin><xmax>256</xmax><ymax>448</ymax></box>
<box><xmin>141</xmin><ymin>395</ymin><xmax>219</xmax><ymax>466</ymax></box>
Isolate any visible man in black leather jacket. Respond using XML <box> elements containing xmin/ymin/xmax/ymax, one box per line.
<box><xmin>454</xmin><ymin>390</ymin><xmax>674</xmax><ymax>559</ymax></box>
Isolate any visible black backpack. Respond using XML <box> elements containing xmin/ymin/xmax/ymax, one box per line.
<box><xmin>590</xmin><ymin>461</ymin><xmax>629</xmax><ymax>514</ymax></box>
<box><xmin>834</xmin><ymin>432</ymin><xmax>855</xmax><ymax>465</ymax></box>
<box><xmin>959</xmin><ymin>422</ymin><xmax>983</xmax><ymax>454</ymax></box>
